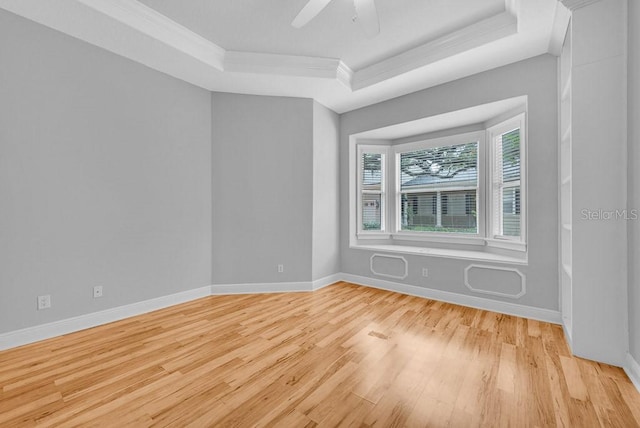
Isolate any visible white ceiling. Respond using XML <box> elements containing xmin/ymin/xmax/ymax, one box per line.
<box><xmin>0</xmin><ymin>0</ymin><xmax>567</xmax><ymax>113</ymax></box>
<box><xmin>135</xmin><ymin>0</ymin><xmax>506</xmax><ymax>70</ymax></box>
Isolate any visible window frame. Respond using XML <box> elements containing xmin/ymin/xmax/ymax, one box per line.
<box><xmin>356</xmin><ymin>144</ymin><xmax>389</xmax><ymax>237</ymax></box>
<box><xmin>486</xmin><ymin>113</ymin><xmax>527</xmax><ymax>247</ymax></box>
<box><xmin>391</xmin><ymin>131</ymin><xmax>486</xmax><ymax>242</ymax></box>
<box><xmin>350</xmin><ymin>113</ymin><xmax>527</xmax><ymax>255</ymax></box>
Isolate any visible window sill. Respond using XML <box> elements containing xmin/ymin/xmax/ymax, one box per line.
<box><xmin>357</xmin><ymin>233</ymin><xmax>392</xmax><ymax>240</ymax></box>
<box><xmin>357</xmin><ymin>232</ymin><xmax>526</xmax><ymax>253</ymax></box>
<box><xmin>350</xmin><ymin>244</ymin><xmax>528</xmax><ymax>265</ymax></box>
<box><xmin>391</xmin><ymin>232</ymin><xmax>485</xmax><ymax>246</ymax></box>
<box><xmin>485</xmin><ymin>238</ymin><xmax>527</xmax><ymax>252</ymax></box>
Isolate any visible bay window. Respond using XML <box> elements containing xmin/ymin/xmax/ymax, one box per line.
<box><xmin>353</xmin><ymin>113</ymin><xmax>526</xmax><ymax>254</ymax></box>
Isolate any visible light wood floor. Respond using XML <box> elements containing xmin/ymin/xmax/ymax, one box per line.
<box><xmin>1</xmin><ymin>282</ymin><xmax>639</xmax><ymax>427</ymax></box>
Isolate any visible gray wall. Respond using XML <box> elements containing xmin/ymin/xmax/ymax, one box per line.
<box><xmin>339</xmin><ymin>54</ymin><xmax>559</xmax><ymax>311</ymax></box>
<box><xmin>567</xmin><ymin>0</ymin><xmax>628</xmax><ymax>366</ymax></box>
<box><xmin>628</xmin><ymin>0</ymin><xmax>640</xmax><ymax>362</ymax></box>
<box><xmin>312</xmin><ymin>102</ymin><xmax>341</xmax><ymax>281</ymax></box>
<box><xmin>0</xmin><ymin>10</ymin><xmax>212</xmax><ymax>333</ymax></box>
<box><xmin>211</xmin><ymin>93</ymin><xmax>314</xmax><ymax>284</ymax></box>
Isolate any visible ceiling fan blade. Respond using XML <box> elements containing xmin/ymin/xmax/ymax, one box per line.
<box><xmin>292</xmin><ymin>0</ymin><xmax>333</xmax><ymax>28</ymax></box>
<box><xmin>354</xmin><ymin>0</ymin><xmax>380</xmax><ymax>37</ymax></box>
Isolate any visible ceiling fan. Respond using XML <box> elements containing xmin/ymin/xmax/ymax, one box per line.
<box><xmin>292</xmin><ymin>0</ymin><xmax>380</xmax><ymax>37</ymax></box>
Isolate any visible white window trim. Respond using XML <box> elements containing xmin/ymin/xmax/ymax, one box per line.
<box><xmin>486</xmin><ymin>113</ymin><xmax>527</xmax><ymax>247</ymax></box>
<box><xmin>354</xmin><ymin>244</ymin><xmax>528</xmax><ymax>265</ymax></box>
<box><xmin>356</xmin><ymin>143</ymin><xmax>390</xmax><ymax>237</ymax></box>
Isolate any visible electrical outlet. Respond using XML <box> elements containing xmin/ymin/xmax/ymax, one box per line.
<box><xmin>37</xmin><ymin>295</ymin><xmax>51</xmax><ymax>310</ymax></box>
<box><xmin>277</xmin><ymin>264</ymin><xmax>284</xmax><ymax>273</ymax></box>
<box><xmin>93</xmin><ymin>286</ymin><xmax>103</xmax><ymax>298</ymax></box>
<box><xmin>422</xmin><ymin>268</ymin><xmax>429</xmax><ymax>277</ymax></box>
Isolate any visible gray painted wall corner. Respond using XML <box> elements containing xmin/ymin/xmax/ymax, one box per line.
<box><xmin>312</xmin><ymin>102</ymin><xmax>341</xmax><ymax>280</ymax></box>
<box><xmin>211</xmin><ymin>93</ymin><xmax>314</xmax><ymax>284</ymax></box>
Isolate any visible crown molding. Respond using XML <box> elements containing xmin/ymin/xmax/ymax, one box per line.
<box><xmin>350</xmin><ymin>11</ymin><xmax>518</xmax><ymax>91</ymax></box>
<box><xmin>336</xmin><ymin>61</ymin><xmax>354</xmax><ymax>89</ymax></box>
<box><xmin>560</xmin><ymin>0</ymin><xmax>601</xmax><ymax>11</ymax></box>
<box><xmin>224</xmin><ymin>51</ymin><xmax>351</xmax><ymax>84</ymax></box>
<box><xmin>76</xmin><ymin>0</ymin><xmax>225</xmax><ymax>70</ymax></box>
<box><xmin>548</xmin><ymin>0</ymin><xmax>571</xmax><ymax>56</ymax></box>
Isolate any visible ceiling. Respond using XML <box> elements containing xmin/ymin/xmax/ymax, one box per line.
<box><xmin>0</xmin><ymin>0</ymin><xmax>568</xmax><ymax>113</ymax></box>
<box><xmin>135</xmin><ymin>0</ymin><xmax>506</xmax><ymax>70</ymax></box>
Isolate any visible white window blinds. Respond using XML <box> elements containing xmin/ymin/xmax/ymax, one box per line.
<box><xmin>492</xmin><ymin>128</ymin><xmax>521</xmax><ymax>238</ymax></box>
<box><xmin>360</xmin><ymin>151</ymin><xmax>384</xmax><ymax>231</ymax></box>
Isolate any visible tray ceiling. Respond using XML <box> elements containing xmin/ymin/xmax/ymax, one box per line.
<box><xmin>0</xmin><ymin>0</ymin><xmax>568</xmax><ymax>113</ymax></box>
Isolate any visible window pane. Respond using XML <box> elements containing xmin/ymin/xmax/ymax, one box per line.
<box><xmin>399</xmin><ymin>142</ymin><xmax>478</xmax><ymax>234</ymax></box>
<box><xmin>502</xmin><ymin>129</ymin><xmax>520</xmax><ymax>182</ymax></box>
<box><xmin>502</xmin><ymin>187</ymin><xmax>520</xmax><ymax>236</ymax></box>
<box><xmin>400</xmin><ymin>190</ymin><xmax>477</xmax><ymax>233</ymax></box>
<box><xmin>400</xmin><ymin>142</ymin><xmax>478</xmax><ymax>190</ymax></box>
<box><xmin>362</xmin><ymin>153</ymin><xmax>382</xmax><ymax>191</ymax></box>
<box><xmin>362</xmin><ymin>194</ymin><xmax>382</xmax><ymax>230</ymax></box>
<box><xmin>465</xmin><ymin>193</ymin><xmax>474</xmax><ymax>215</ymax></box>
<box><xmin>401</xmin><ymin>192</ymin><xmax>437</xmax><ymax>230</ymax></box>
<box><xmin>441</xmin><ymin>190</ymin><xmax>477</xmax><ymax>232</ymax></box>
<box><xmin>496</xmin><ymin>128</ymin><xmax>521</xmax><ymax>238</ymax></box>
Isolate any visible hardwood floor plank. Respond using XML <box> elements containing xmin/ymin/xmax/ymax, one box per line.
<box><xmin>521</xmin><ymin>335</ymin><xmax>556</xmax><ymax>427</ymax></box>
<box><xmin>317</xmin><ymin>392</ymin><xmax>374</xmax><ymax>427</ymax></box>
<box><xmin>1</xmin><ymin>282</ymin><xmax>639</xmax><ymax>427</ymax></box>
<box><xmin>406</xmin><ymin>396</ymin><xmax>454</xmax><ymax>427</ymax></box>
<box><xmin>560</xmin><ymin>355</ymin><xmax>589</xmax><ymax>401</ymax></box>
<box><xmin>360</xmin><ymin>345</ymin><xmax>430</xmax><ymax>427</ymax></box>
<box><xmin>497</xmin><ymin>342</ymin><xmax>517</xmax><ymax>394</ymax></box>
<box><xmin>149</xmin><ymin>381</ymin><xmax>231</xmax><ymax>426</ymax></box>
<box><xmin>264</xmin><ymin>409</ymin><xmax>317</xmax><ymax>428</ymax></box>
<box><xmin>0</xmin><ymin>392</ymin><xmax>62</xmax><ymax>425</ymax></box>
<box><xmin>616</xmin><ymin>377</ymin><xmax>640</xmax><ymax>423</ymax></box>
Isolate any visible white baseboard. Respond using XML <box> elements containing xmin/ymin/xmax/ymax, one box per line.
<box><xmin>312</xmin><ymin>273</ymin><xmax>343</xmax><ymax>290</ymax></box>
<box><xmin>210</xmin><ymin>274</ymin><xmax>342</xmax><ymax>295</ymax></box>
<box><xmin>211</xmin><ymin>281</ymin><xmax>313</xmax><ymax>294</ymax></box>
<box><xmin>562</xmin><ymin>320</ymin><xmax>573</xmax><ymax>352</ymax></box>
<box><xmin>625</xmin><ymin>353</ymin><xmax>640</xmax><ymax>393</ymax></box>
<box><xmin>1</xmin><ymin>279</ymin><xmax>341</xmax><ymax>352</ymax></box>
<box><xmin>0</xmin><ymin>273</ymin><xmax>562</xmax><ymax>352</ymax></box>
<box><xmin>0</xmin><ymin>286</ymin><xmax>211</xmax><ymax>352</ymax></box>
<box><xmin>341</xmin><ymin>273</ymin><xmax>562</xmax><ymax>325</ymax></box>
